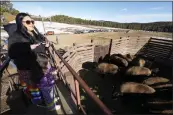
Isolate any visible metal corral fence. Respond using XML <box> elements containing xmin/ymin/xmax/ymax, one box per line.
<box><xmin>48</xmin><ymin>36</ymin><xmax>145</xmax><ymax>113</ymax></box>
<box><xmin>51</xmin><ymin>36</ymin><xmax>172</xmax><ymax>114</ymax></box>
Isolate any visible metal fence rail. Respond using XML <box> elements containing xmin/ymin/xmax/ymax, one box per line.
<box><xmin>51</xmin><ymin>44</ymin><xmax>113</xmax><ymax>115</ymax></box>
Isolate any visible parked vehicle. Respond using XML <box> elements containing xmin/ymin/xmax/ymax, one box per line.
<box><xmin>46</xmin><ymin>31</ymin><xmax>54</xmax><ymax>35</ymax></box>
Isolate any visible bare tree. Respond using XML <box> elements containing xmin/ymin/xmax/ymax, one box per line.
<box><xmin>0</xmin><ymin>0</ymin><xmax>13</xmax><ymax>11</ymax></box>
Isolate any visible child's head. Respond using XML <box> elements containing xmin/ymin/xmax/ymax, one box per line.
<box><xmin>36</xmin><ymin>53</ymin><xmax>49</xmax><ymax>73</ymax></box>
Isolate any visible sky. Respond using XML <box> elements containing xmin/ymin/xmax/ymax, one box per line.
<box><xmin>11</xmin><ymin>1</ymin><xmax>172</xmax><ymax>23</ymax></box>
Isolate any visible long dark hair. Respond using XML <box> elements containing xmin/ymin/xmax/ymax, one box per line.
<box><xmin>15</xmin><ymin>13</ymin><xmax>31</xmax><ymax>38</ymax></box>
<box><xmin>15</xmin><ymin>13</ymin><xmax>45</xmax><ymax>43</ymax></box>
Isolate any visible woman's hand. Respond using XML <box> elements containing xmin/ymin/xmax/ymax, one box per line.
<box><xmin>40</xmin><ymin>41</ymin><xmax>50</xmax><ymax>48</ymax></box>
<box><xmin>30</xmin><ymin>43</ymin><xmax>40</xmax><ymax>50</ymax></box>
<box><xmin>45</xmin><ymin>41</ymin><xmax>50</xmax><ymax>48</ymax></box>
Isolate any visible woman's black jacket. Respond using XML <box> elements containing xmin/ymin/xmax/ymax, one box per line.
<box><xmin>8</xmin><ymin>31</ymin><xmax>47</xmax><ymax>83</ymax></box>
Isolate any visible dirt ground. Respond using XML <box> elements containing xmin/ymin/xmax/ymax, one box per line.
<box><xmin>46</xmin><ymin>31</ymin><xmax>172</xmax><ymax>49</ymax></box>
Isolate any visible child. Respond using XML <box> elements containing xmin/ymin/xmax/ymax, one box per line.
<box><xmin>36</xmin><ymin>53</ymin><xmax>61</xmax><ymax>111</ymax></box>
<box><xmin>19</xmin><ymin>53</ymin><xmax>61</xmax><ymax>111</ymax></box>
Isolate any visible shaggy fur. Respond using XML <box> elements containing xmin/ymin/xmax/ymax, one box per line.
<box><xmin>143</xmin><ymin>77</ymin><xmax>169</xmax><ymax>85</ymax></box>
<box><xmin>97</xmin><ymin>63</ymin><xmax>119</xmax><ymax>74</ymax></box>
<box><xmin>126</xmin><ymin>66</ymin><xmax>152</xmax><ymax>76</ymax></box>
<box><xmin>150</xmin><ymin>110</ymin><xmax>173</xmax><ymax>114</ymax></box>
<box><xmin>138</xmin><ymin>59</ymin><xmax>146</xmax><ymax>67</ymax></box>
<box><xmin>120</xmin><ymin>82</ymin><xmax>155</xmax><ymax>94</ymax></box>
<box><xmin>113</xmin><ymin>53</ymin><xmax>136</xmax><ymax>63</ymax></box>
<box><xmin>124</xmin><ymin>53</ymin><xmax>136</xmax><ymax>62</ymax></box>
<box><xmin>110</xmin><ymin>54</ymin><xmax>128</xmax><ymax>67</ymax></box>
<box><xmin>152</xmin><ymin>84</ymin><xmax>173</xmax><ymax>89</ymax></box>
<box><xmin>130</xmin><ymin>58</ymin><xmax>146</xmax><ymax>67</ymax></box>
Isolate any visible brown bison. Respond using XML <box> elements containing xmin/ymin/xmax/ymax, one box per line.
<box><xmin>110</xmin><ymin>54</ymin><xmax>128</xmax><ymax>67</ymax></box>
<box><xmin>143</xmin><ymin>77</ymin><xmax>169</xmax><ymax>85</ymax></box>
<box><xmin>120</xmin><ymin>82</ymin><xmax>155</xmax><ymax>94</ymax></box>
<box><xmin>126</xmin><ymin>66</ymin><xmax>152</xmax><ymax>76</ymax></box>
<box><xmin>96</xmin><ymin>62</ymin><xmax>119</xmax><ymax>75</ymax></box>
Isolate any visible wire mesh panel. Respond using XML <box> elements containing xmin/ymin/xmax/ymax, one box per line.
<box><xmin>136</xmin><ymin>37</ymin><xmax>173</xmax><ymax>60</ymax></box>
<box><xmin>170</xmin><ymin>52</ymin><xmax>173</xmax><ymax>60</ymax></box>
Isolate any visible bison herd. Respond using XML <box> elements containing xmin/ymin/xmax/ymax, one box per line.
<box><xmin>81</xmin><ymin>53</ymin><xmax>172</xmax><ymax>114</ymax></box>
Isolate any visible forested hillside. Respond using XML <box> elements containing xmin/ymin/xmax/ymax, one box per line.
<box><xmin>1</xmin><ymin>1</ymin><xmax>172</xmax><ymax>32</ymax></box>
<box><xmin>0</xmin><ymin>1</ymin><xmax>19</xmax><ymax>25</ymax></box>
<box><xmin>50</xmin><ymin>15</ymin><xmax>172</xmax><ymax>32</ymax></box>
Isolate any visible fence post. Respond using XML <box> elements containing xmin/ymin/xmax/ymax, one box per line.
<box><xmin>108</xmin><ymin>39</ymin><xmax>112</xmax><ymax>56</ymax></box>
<box><xmin>91</xmin><ymin>39</ymin><xmax>93</xmax><ymax>43</ymax></box>
<box><xmin>148</xmin><ymin>37</ymin><xmax>152</xmax><ymax>43</ymax></box>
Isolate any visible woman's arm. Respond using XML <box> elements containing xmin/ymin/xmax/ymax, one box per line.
<box><xmin>8</xmin><ymin>41</ymin><xmax>32</xmax><ymax>59</ymax></box>
<box><xmin>8</xmin><ymin>34</ymin><xmax>35</xmax><ymax>60</ymax></box>
<box><xmin>31</xmin><ymin>43</ymin><xmax>41</xmax><ymax>49</ymax></box>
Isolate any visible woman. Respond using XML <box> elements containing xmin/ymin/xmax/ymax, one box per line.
<box><xmin>8</xmin><ymin>13</ymin><xmax>60</xmax><ymax>111</ymax></box>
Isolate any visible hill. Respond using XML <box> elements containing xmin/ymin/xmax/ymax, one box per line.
<box><xmin>2</xmin><ymin>12</ymin><xmax>172</xmax><ymax>33</ymax></box>
<box><xmin>31</xmin><ymin>14</ymin><xmax>173</xmax><ymax>33</ymax></box>
<box><xmin>1</xmin><ymin>1</ymin><xmax>172</xmax><ymax>33</ymax></box>
<box><xmin>49</xmin><ymin>15</ymin><xmax>172</xmax><ymax>33</ymax></box>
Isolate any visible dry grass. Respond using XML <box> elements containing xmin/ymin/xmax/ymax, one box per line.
<box><xmin>47</xmin><ymin>31</ymin><xmax>172</xmax><ymax>49</ymax></box>
<box><xmin>3</xmin><ymin>12</ymin><xmax>16</xmax><ymax>23</ymax></box>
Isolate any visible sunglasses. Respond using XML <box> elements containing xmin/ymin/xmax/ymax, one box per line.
<box><xmin>23</xmin><ymin>20</ymin><xmax>35</xmax><ymax>25</ymax></box>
